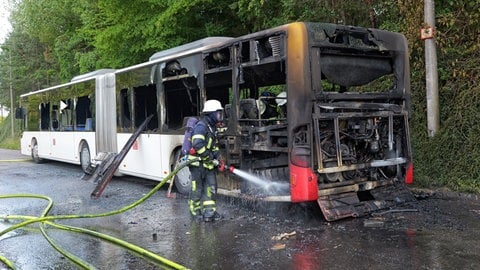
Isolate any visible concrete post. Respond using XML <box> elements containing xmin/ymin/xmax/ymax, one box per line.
<box><xmin>424</xmin><ymin>0</ymin><xmax>439</xmax><ymax>137</ymax></box>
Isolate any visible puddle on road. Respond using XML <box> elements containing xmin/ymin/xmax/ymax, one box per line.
<box><xmin>5</xmin><ymin>214</ymin><xmax>478</xmax><ymax>270</ymax></box>
<box><xmin>3</xmin><ymin>177</ymin><xmax>480</xmax><ymax>269</ymax></box>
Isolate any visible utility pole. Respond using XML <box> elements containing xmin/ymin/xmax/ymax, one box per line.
<box><xmin>422</xmin><ymin>0</ymin><xmax>439</xmax><ymax>137</ymax></box>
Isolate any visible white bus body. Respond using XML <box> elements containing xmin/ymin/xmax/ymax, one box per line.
<box><xmin>19</xmin><ymin>37</ymin><xmax>231</xmax><ymax>183</ymax></box>
<box><xmin>20</xmin><ymin>131</ymin><xmax>95</xmax><ymax>165</ymax></box>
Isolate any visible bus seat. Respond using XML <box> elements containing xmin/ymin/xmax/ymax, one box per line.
<box><xmin>85</xmin><ymin>118</ymin><xmax>93</xmax><ymax>131</ymax></box>
<box><xmin>52</xmin><ymin>119</ymin><xmax>59</xmax><ymax>130</ymax></box>
<box><xmin>224</xmin><ymin>104</ymin><xmax>231</xmax><ymax>120</ymax></box>
<box><xmin>239</xmin><ymin>99</ymin><xmax>258</xmax><ymax>119</ymax></box>
<box><xmin>51</xmin><ymin>109</ymin><xmax>59</xmax><ymax>131</ymax></box>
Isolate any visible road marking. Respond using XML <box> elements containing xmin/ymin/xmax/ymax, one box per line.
<box><xmin>0</xmin><ymin>159</ymin><xmax>30</xmax><ymax>162</ymax></box>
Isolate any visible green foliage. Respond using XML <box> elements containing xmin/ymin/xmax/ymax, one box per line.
<box><xmin>0</xmin><ymin>136</ymin><xmax>20</xmax><ymax>150</ymax></box>
<box><xmin>407</xmin><ymin>0</ymin><xmax>480</xmax><ymax>193</ymax></box>
<box><xmin>15</xmin><ymin>0</ymin><xmax>81</xmax><ymax>45</ymax></box>
<box><xmin>0</xmin><ymin>115</ymin><xmax>20</xmax><ymax>150</ymax></box>
<box><xmin>12</xmin><ymin>0</ymin><xmax>83</xmax><ymax>80</ymax></box>
<box><xmin>0</xmin><ymin>31</ymin><xmax>57</xmax><ymax>109</ymax></box>
<box><xmin>2</xmin><ymin>0</ymin><xmax>480</xmax><ymax>193</ymax></box>
<box><xmin>234</xmin><ymin>0</ymin><xmax>403</xmax><ymax>31</ymax></box>
<box><xmin>74</xmin><ymin>0</ymin><xmax>245</xmax><ymax>69</ymax></box>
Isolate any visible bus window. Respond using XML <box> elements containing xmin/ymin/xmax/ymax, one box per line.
<box><xmin>40</xmin><ymin>102</ymin><xmax>50</xmax><ymax>131</ymax></box>
<box><xmin>318</xmin><ymin>56</ymin><xmax>394</xmax><ymax>93</ymax></box>
<box><xmin>60</xmin><ymin>99</ymin><xmax>73</xmax><ymax>131</ymax></box>
<box><xmin>75</xmin><ymin>96</ymin><xmax>92</xmax><ymax>131</ymax></box>
<box><xmin>51</xmin><ymin>105</ymin><xmax>59</xmax><ymax>131</ymax></box>
<box><xmin>163</xmin><ymin>60</ymin><xmax>186</xmax><ymax>77</ymax></box>
<box><xmin>164</xmin><ymin>78</ymin><xmax>199</xmax><ymax>130</ymax></box>
<box><xmin>119</xmin><ymin>88</ymin><xmax>132</xmax><ymax>130</ymax></box>
<box><xmin>205</xmin><ymin>86</ymin><xmax>229</xmax><ymax>108</ymax></box>
<box><xmin>205</xmin><ymin>48</ymin><xmax>230</xmax><ymax>70</ymax></box>
<box><xmin>318</xmin><ymin>53</ymin><xmax>394</xmax><ymax>93</ymax></box>
<box><xmin>133</xmin><ymin>85</ymin><xmax>158</xmax><ymax>131</ymax></box>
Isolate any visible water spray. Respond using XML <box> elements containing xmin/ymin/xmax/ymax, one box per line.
<box><xmin>215</xmin><ymin>160</ymin><xmax>289</xmax><ymax>193</ymax></box>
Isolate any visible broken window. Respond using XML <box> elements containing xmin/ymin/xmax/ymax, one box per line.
<box><xmin>119</xmin><ymin>88</ymin><xmax>132</xmax><ymax>130</ymax></box>
<box><xmin>133</xmin><ymin>85</ymin><xmax>158</xmax><ymax>131</ymax></box>
<box><xmin>51</xmin><ymin>104</ymin><xmax>59</xmax><ymax>130</ymax></box>
<box><xmin>75</xmin><ymin>96</ymin><xmax>92</xmax><ymax>131</ymax></box>
<box><xmin>40</xmin><ymin>102</ymin><xmax>50</xmax><ymax>131</ymax></box>
<box><xmin>60</xmin><ymin>99</ymin><xmax>73</xmax><ymax>131</ymax></box>
<box><xmin>318</xmin><ymin>54</ymin><xmax>394</xmax><ymax>93</ymax></box>
<box><xmin>164</xmin><ymin>77</ymin><xmax>199</xmax><ymax>130</ymax></box>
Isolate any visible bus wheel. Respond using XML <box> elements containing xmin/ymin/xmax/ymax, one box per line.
<box><xmin>31</xmin><ymin>139</ymin><xmax>43</xmax><ymax>163</ymax></box>
<box><xmin>173</xmin><ymin>151</ymin><xmax>191</xmax><ymax>195</ymax></box>
<box><xmin>80</xmin><ymin>142</ymin><xmax>91</xmax><ymax>173</ymax></box>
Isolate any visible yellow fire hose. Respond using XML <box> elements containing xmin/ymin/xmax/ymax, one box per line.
<box><xmin>0</xmin><ymin>158</ymin><xmax>199</xmax><ymax>270</ymax></box>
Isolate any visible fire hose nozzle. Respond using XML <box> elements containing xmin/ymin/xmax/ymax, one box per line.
<box><xmin>223</xmin><ymin>164</ymin><xmax>235</xmax><ymax>173</ymax></box>
<box><xmin>214</xmin><ymin>159</ymin><xmax>234</xmax><ymax>173</ymax></box>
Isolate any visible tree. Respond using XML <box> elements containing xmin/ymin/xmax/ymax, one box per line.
<box><xmin>83</xmin><ymin>0</ymin><xmax>245</xmax><ymax>69</ymax></box>
<box><xmin>0</xmin><ymin>32</ymin><xmax>54</xmax><ymax>108</ymax></box>
<box><xmin>12</xmin><ymin>0</ymin><xmax>85</xmax><ymax>80</ymax></box>
<box><xmin>235</xmin><ymin>0</ymin><xmax>402</xmax><ymax>32</ymax></box>
<box><xmin>3</xmin><ymin>0</ymin><xmax>480</xmax><ymax>192</ymax></box>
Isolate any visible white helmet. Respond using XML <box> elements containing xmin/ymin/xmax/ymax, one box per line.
<box><xmin>202</xmin><ymin>99</ymin><xmax>223</xmax><ymax>112</ymax></box>
<box><xmin>276</xmin><ymin>92</ymin><xmax>287</xmax><ymax>106</ymax></box>
<box><xmin>256</xmin><ymin>99</ymin><xmax>266</xmax><ymax>115</ymax></box>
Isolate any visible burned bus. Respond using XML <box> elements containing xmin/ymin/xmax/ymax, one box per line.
<box><xmin>20</xmin><ymin>22</ymin><xmax>413</xmax><ymax>221</ymax></box>
<box><xmin>165</xmin><ymin>22</ymin><xmax>413</xmax><ymax>221</ymax></box>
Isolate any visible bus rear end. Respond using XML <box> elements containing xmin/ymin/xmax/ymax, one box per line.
<box><xmin>202</xmin><ymin>22</ymin><xmax>413</xmax><ymax>221</ymax></box>
<box><xmin>287</xmin><ymin>23</ymin><xmax>414</xmax><ymax>221</ymax></box>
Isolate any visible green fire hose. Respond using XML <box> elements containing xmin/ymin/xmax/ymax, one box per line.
<box><xmin>0</xmin><ymin>158</ymin><xmax>199</xmax><ymax>270</ymax></box>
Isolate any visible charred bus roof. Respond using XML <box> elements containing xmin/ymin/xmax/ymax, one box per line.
<box><xmin>149</xmin><ymin>37</ymin><xmax>233</xmax><ymax>62</ymax></box>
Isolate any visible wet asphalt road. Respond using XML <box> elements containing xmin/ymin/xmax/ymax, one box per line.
<box><xmin>2</xmin><ymin>148</ymin><xmax>480</xmax><ymax>270</ymax></box>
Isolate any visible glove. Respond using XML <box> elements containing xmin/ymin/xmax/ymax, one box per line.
<box><xmin>215</xmin><ymin>159</ymin><xmax>225</xmax><ymax>172</ymax></box>
<box><xmin>189</xmin><ymin>148</ymin><xmax>196</xmax><ymax>155</ymax></box>
<box><xmin>180</xmin><ymin>155</ymin><xmax>188</xmax><ymax>162</ymax></box>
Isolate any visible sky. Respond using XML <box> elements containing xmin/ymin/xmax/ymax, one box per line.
<box><xmin>0</xmin><ymin>0</ymin><xmax>13</xmax><ymax>43</ymax></box>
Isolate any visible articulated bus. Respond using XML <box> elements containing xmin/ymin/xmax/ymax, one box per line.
<box><xmin>19</xmin><ymin>22</ymin><xmax>413</xmax><ymax>221</ymax></box>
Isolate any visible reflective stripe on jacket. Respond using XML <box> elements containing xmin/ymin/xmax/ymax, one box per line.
<box><xmin>187</xmin><ymin>119</ymin><xmax>218</xmax><ymax>169</ymax></box>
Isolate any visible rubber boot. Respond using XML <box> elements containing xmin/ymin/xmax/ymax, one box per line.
<box><xmin>192</xmin><ymin>210</ymin><xmax>203</xmax><ymax>222</ymax></box>
<box><xmin>203</xmin><ymin>210</ymin><xmax>221</xmax><ymax>222</ymax></box>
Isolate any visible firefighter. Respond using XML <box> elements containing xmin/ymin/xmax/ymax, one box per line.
<box><xmin>187</xmin><ymin>99</ymin><xmax>224</xmax><ymax>222</ymax></box>
<box><xmin>258</xmin><ymin>91</ymin><xmax>278</xmax><ymax>119</ymax></box>
<box><xmin>275</xmin><ymin>91</ymin><xmax>287</xmax><ymax>118</ymax></box>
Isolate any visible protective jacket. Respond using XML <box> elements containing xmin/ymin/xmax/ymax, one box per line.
<box><xmin>187</xmin><ymin>113</ymin><xmax>219</xmax><ymax>170</ymax></box>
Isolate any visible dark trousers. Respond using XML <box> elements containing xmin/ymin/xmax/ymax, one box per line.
<box><xmin>188</xmin><ymin>165</ymin><xmax>217</xmax><ymax>215</ymax></box>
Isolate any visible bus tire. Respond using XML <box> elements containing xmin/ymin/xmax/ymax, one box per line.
<box><xmin>31</xmin><ymin>139</ymin><xmax>43</xmax><ymax>163</ymax></box>
<box><xmin>173</xmin><ymin>150</ymin><xmax>191</xmax><ymax>195</ymax></box>
<box><xmin>80</xmin><ymin>142</ymin><xmax>91</xmax><ymax>173</ymax></box>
